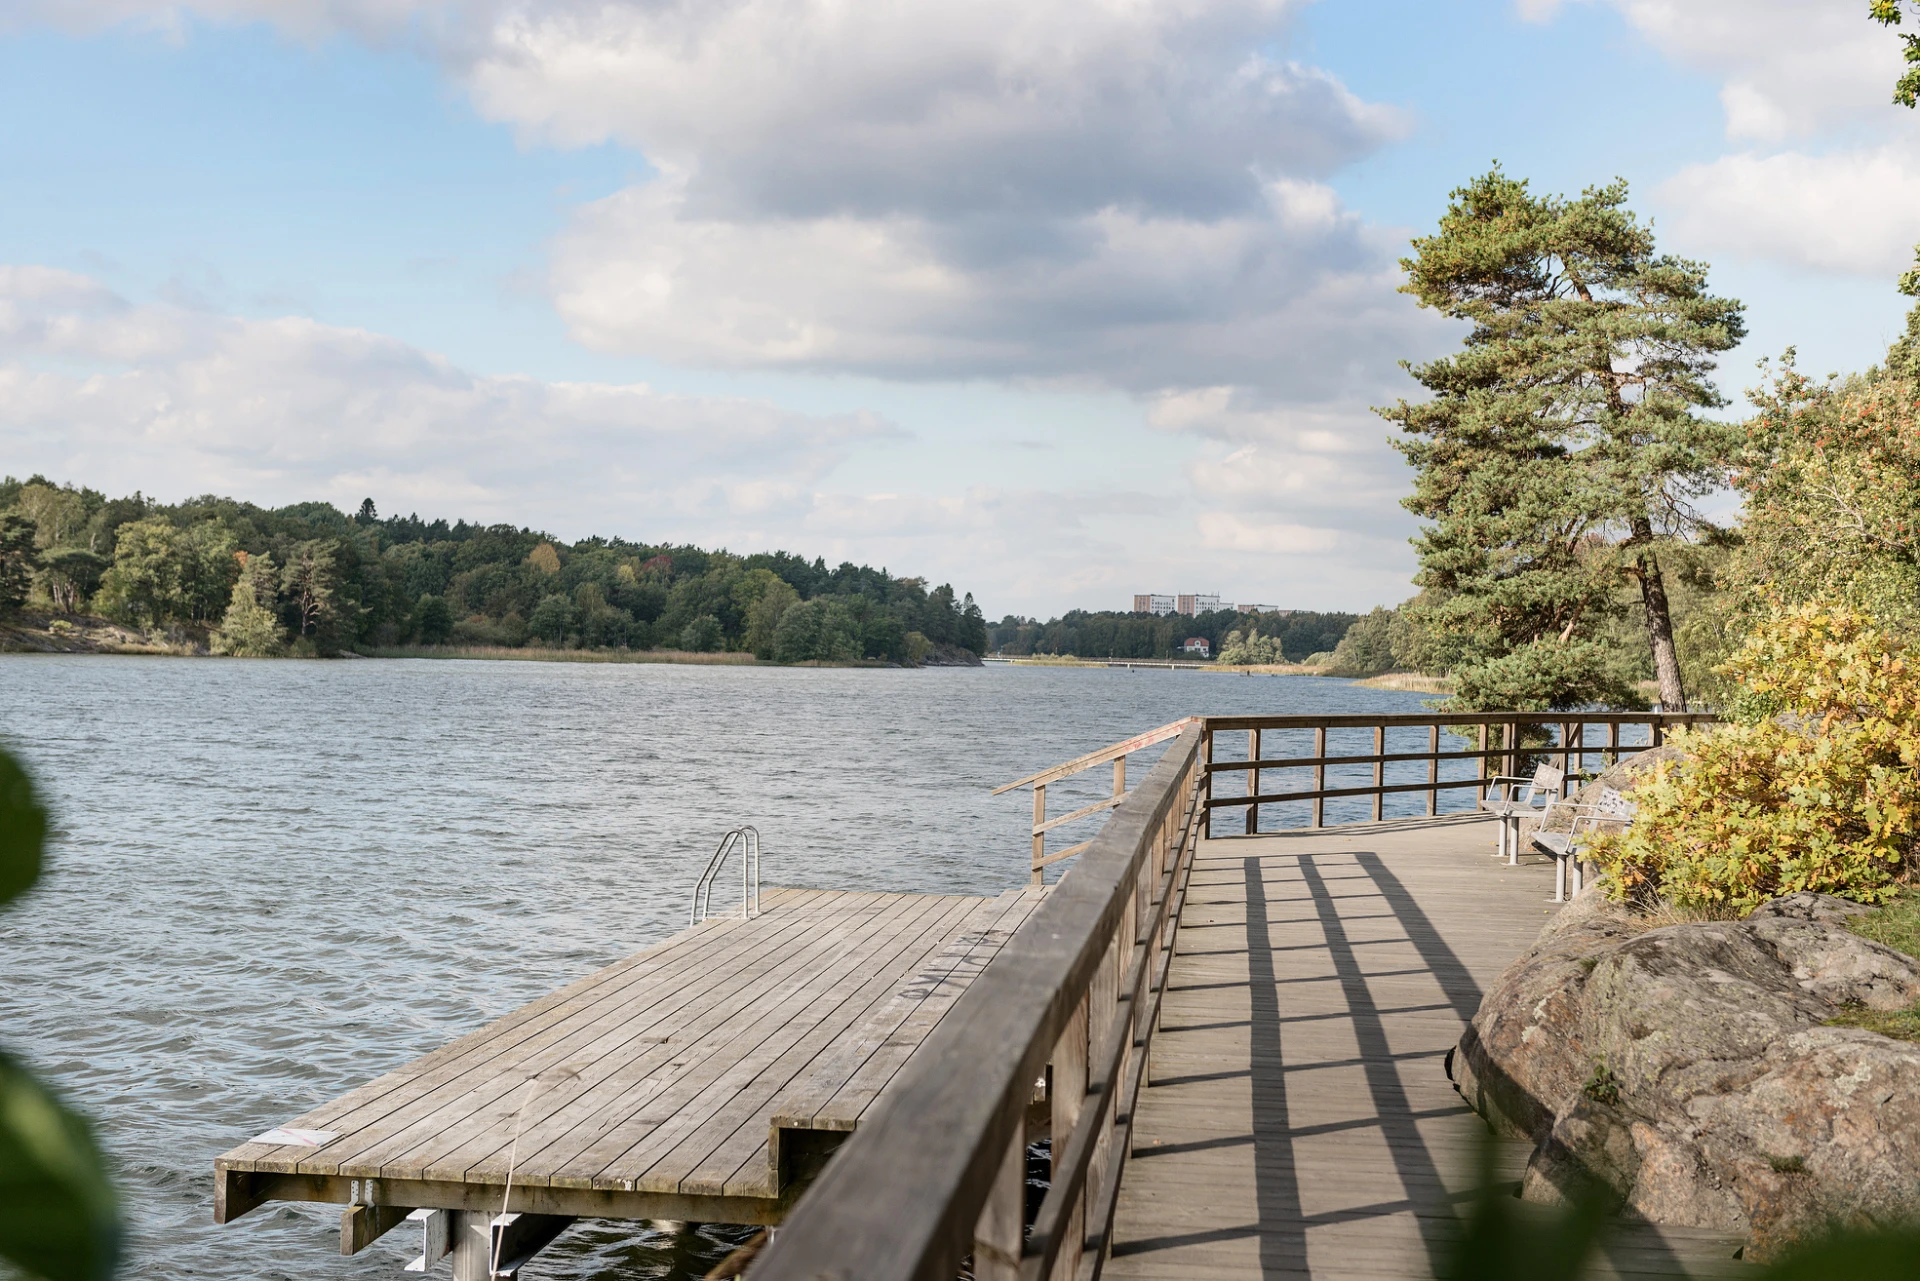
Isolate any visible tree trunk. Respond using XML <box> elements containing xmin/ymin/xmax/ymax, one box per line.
<box><xmin>1630</xmin><ymin>517</ymin><xmax>1686</xmax><ymax>711</ymax></box>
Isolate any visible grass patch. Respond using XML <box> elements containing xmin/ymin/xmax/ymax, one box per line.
<box><xmin>1845</xmin><ymin>889</ymin><xmax>1920</xmax><ymax>961</ymax></box>
<box><xmin>1766</xmin><ymin>1154</ymin><xmax>1807</xmax><ymax>1174</ymax></box>
<box><xmin>1824</xmin><ymin>998</ymin><xmax>1920</xmax><ymax>1042</ymax></box>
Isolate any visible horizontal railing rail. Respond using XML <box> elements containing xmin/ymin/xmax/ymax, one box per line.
<box><xmin>753</xmin><ymin>723</ymin><xmax>1207</xmax><ymax>1281</ymax></box>
<box><xmin>993</xmin><ymin>717</ymin><xmax>1199</xmax><ymax>884</ymax></box>
<box><xmin>1200</xmin><ymin>711</ymin><xmax>1715</xmax><ymax>833</ymax></box>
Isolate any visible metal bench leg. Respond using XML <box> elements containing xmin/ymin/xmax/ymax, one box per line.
<box><xmin>1507</xmin><ymin>819</ymin><xmax>1520</xmax><ymax>866</ymax></box>
<box><xmin>1553</xmin><ymin>856</ymin><xmax>1566</xmax><ymax>904</ymax></box>
<box><xmin>1570</xmin><ymin>858</ymin><xmax>1583</xmax><ymax>898</ymax></box>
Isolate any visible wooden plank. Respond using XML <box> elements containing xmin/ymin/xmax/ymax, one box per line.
<box><xmin>411</xmin><ymin>892</ymin><xmax>943</xmax><ymax>1189</ymax></box>
<box><xmin>508</xmin><ymin>892</ymin><xmax>962</xmax><ymax>1190</ymax></box>
<box><xmin>697</xmin><ymin>894</ymin><xmax>1042</xmax><ymax>1196</ymax></box>
<box><xmin>797</xmin><ymin>889</ymin><xmax>1046</xmax><ymax>1134</ymax></box>
<box><xmin>221</xmin><ymin>887</ymin><xmax>834</xmax><ymax>1177</ymax></box>
<box><xmin>767</xmin><ymin>890</ymin><xmax>1036</xmax><ymax>1133</ymax></box>
<box><xmin>314</xmin><ymin>889</ymin><xmax>864</xmax><ymax>1182</ymax></box>
<box><xmin>620</xmin><ymin>893</ymin><xmax>997</xmax><ymax>1197</ymax></box>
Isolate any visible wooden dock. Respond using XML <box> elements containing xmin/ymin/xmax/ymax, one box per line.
<box><xmin>214</xmin><ymin>885</ymin><xmax>1044</xmax><ymax>1269</ymax></box>
<box><xmin>1106</xmin><ymin>815</ymin><xmax>1745</xmax><ymax>1280</ymax></box>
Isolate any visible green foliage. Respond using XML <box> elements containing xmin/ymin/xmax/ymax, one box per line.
<box><xmin>1323</xmin><ymin>607</ymin><xmax>1397</xmax><ymax>676</ymax></box>
<box><xmin>1733</xmin><ymin>349</ymin><xmax>1920</xmax><ymax>627</ymax></box>
<box><xmin>1581</xmin><ymin>1060</ymin><xmax>1620</xmax><ymax>1106</ymax></box>
<box><xmin>413</xmin><ymin>594</ymin><xmax>454</xmax><ymax>645</ymax></box>
<box><xmin>992</xmin><ymin>609</ymin><xmax>1354</xmax><ymax>663</ymax></box>
<box><xmin>0</xmin><ymin>753</ymin><xmax>45</xmax><ymax>909</ymax></box>
<box><xmin>1379</xmin><ymin>167</ymin><xmax>1745</xmax><ymax>711</ymax></box>
<box><xmin>1872</xmin><ymin>0</ymin><xmax>1920</xmax><ymax>107</ymax></box>
<box><xmin>1449</xmin><ymin>638</ymin><xmax>1642</xmax><ymax>713</ymax></box>
<box><xmin>1</xmin><ymin>476</ymin><xmax>988</xmax><ymax>662</ymax></box>
<box><xmin>679</xmin><ymin>613</ymin><xmax>725</xmax><ymax>653</ymax></box>
<box><xmin>1217</xmin><ymin>626</ymin><xmax>1282</xmax><ymax>665</ymax></box>
<box><xmin>773</xmin><ymin>598</ymin><xmax>858</xmax><ymax>663</ymax></box>
<box><xmin>36</xmin><ymin>549</ymin><xmax>107</xmax><ymax>614</ymax></box>
<box><xmin>0</xmin><ymin>749</ymin><xmax>123</xmax><ymax>1281</ymax></box>
<box><xmin>279</xmin><ymin>540</ymin><xmax>339</xmax><ymax>646</ymax></box>
<box><xmin>209</xmin><ymin>552</ymin><xmax>284</xmax><ymax>657</ymax></box>
<box><xmin>0</xmin><ymin>514</ymin><xmax>35</xmax><ymax>615</ymax></box>
<box><xmin>1588</xmin><ymin>603</ymin><xmax>1920</xmax><ymax>910</ymax></box>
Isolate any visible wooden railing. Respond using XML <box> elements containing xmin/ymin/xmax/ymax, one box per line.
<box><xmin>753</xmin><ymin>723</ymin><xmax>1207</xmax><ymax>1281</ymax></box>
<box><xmin>1201</xmin><ymin>711</ymin><xmax>1716</xmax><ymax>833</ymax></box>
<box><xmin>992</xmin><ymin>718</ymin><xmax>1199</xmax><ymax>884</ymax></box>
<box><xmin>751</xmin><ymin>709</ymin><xmax>1716</xmax><ymax>1281</ymax></box>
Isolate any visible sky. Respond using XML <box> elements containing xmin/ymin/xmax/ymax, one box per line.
<box><xmin>2</xmin><ymin>0</ymin><xmax>1917</xmax><ymax>620</ymax></box>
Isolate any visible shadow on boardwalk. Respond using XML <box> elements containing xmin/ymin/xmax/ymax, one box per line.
<box><xmin>1105</xmin><ymin>815</ymin><xmax>1745</xmax><ymax>1281</ymax></box>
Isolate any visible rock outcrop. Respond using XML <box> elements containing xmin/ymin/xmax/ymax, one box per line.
<box><xmin>1451</xmin><ymin>888</ymin><xmax>1920</xmax><ymax>1259</ymax></box>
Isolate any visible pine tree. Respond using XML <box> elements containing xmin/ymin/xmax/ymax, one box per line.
<box><xmin>1379</xmin><ymin>168</ymin><xmax>1745</xmax><ymax>710</ymax></box>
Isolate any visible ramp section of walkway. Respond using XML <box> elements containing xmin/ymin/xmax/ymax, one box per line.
<box><xmin>1106</xmin><ymin>816</ymin><xmax>1745</xmax><ymax>1281</ymax></box>
<box><xmin>215</xmin><ymin>885</ymin><xmax>1044</xmax><ymax>1232</ymax></box>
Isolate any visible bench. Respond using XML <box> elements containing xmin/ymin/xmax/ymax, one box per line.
<box><xmin>1480</xmin><ymin>763</ymin><xmax>1565</xmax><ymax>865</ymax></box>
<box><xmin>1531</xmin><ymin>786</ymin><xmax>1636</xmax><ymax>902</ymax></box>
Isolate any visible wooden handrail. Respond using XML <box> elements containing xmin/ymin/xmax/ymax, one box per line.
<box><xmin>753</xmin><ymin>725</ymin><xmax>1206</xmax><ymax>1281</ymax></box>
<box><xmin>1200</xmin><ymin>711</ymin><xmax>1715</xmax><ymax>833</ymax></box>
<box><xmin>994</xmin><ymin>717</ymin><xmax>1198</xmax><ymax>883</ymax></box>
<box><xmin>991</xmin><ymin>717</ymin><xmax>1198</xmax><ymax>794</ymax></box>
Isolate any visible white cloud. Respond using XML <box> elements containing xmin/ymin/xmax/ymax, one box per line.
<box><xmin>17</xmin><ymin>0</ymin><xmax>1424</xmax><ymax>397</ymax></box>
<box><xmin>1658</xmin><ymin>146</ymin><xmax>1920</xmax><ymax>276</ymax></box>
<box><xmin>0</xmin><ymin>265</ymin><xmax>889</xmax><ymax>531</ymax></box>
<box><xmin>1522</xmin><ymin>0</ymin><xmax>1903</xmax><ymax>140</ymax></box>
<box><xmin>1196</xmin><ymin>512</ymin><xmax>1337</xmax><ymax>554</ymax></box>
<box><xmin>550</xmin><ymin>174</ymin><xmax>1425</xmax><ymax>392</ymax></box>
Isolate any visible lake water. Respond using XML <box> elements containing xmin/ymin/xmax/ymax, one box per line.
<box><xmin>0</xmin><ymin>655</ymin><xmax>1443</xmax><ymax>1280</ymax></box>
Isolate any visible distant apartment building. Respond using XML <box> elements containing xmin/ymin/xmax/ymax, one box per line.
<box><xmin>1176</xmin><ymin>594</ymin><xmax>1221</xmax><ymax>617</ymax></box>
<box><xmin>1236</xmin><ymin>603</ymin><xmax>1286</xmax><ymax>615</ymax></box>
<box><xmin>1133</xmin><ymin>594</ymin><xmax>1177</xmax><ymax>615</ymax></box>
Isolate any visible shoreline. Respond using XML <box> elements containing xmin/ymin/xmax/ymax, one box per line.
<box><xmin>0</xmin><ymin>615</ymin><xmax>985</xmax><ymax>669</ymax></box>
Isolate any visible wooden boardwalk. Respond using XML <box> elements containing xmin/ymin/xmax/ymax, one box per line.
<box><xmin>1106</xmin><ymin>814</ymin><xmax>1746</xmax><ymax>1281</ymax></box>
<box><xmin>215</xmin><ymin>885</ymin><xmax>1044</xmax><ymax>1242</ymax></box>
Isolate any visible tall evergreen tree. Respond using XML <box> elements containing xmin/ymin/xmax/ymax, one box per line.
<box><xmin>1380</xmin><ymin>168</ymin><xmax>1745</xmax><ymax>710</ymax></box>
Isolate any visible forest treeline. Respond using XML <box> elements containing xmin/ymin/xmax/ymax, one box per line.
<box><xmin>987</xmin><ymin>609</ymin><xmax>1355</xmax><ymax>663</ymax></box>
<box><xmin>0</xmin><ymin>483</ymin><xmax>988</xmax><ymax>663</ymax></box>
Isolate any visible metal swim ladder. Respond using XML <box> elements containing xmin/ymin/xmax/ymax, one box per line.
<box><xmin>690</xmin><ymin>826</ymin><xmax>762</xmax><ymax>925</ymax></box>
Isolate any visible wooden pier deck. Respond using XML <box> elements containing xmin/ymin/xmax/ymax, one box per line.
<box><xmin>1106</xmin><ymin>815</ymin><xmax>1745</xmax><ymax>1280</ymax></box>
<box><xmin>214</xmin><ymin>884</ymin><xmax>1044</xmax><ymax>1255</ymax></box>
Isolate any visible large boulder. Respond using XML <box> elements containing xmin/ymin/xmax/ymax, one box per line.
<box><xmin>1451</xmin><ymin>888</ymin><xmax>1920</xmax><ymax>1260</ymax></box>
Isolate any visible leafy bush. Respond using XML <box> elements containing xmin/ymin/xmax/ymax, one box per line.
<box><xmin>1588</xmin><ymin>602</ymin><xmax>1920</xmax><ymax>911</ymax></box>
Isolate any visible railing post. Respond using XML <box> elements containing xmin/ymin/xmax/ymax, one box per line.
<box><xmin>1478</xmin><ymin>722</ymin><xmax>1490</xmax><ymax>803</ymax></box>
<box><xmin>1050</xmin><ymin>996</ymin><xmax>1088</xmax><ymax>1281</ymax></box>
<box><xmin>1503</xmin><ymin>721</ymin><xmax>1516</xmax><ymax>779</ymax></box>
<box><xmin>1312</xmin><ymin>725</ymin><xmax>1327</xmax><ymax>828</ymax></box>
<box><xmin>1651</xmin><ymin>716</ymin><xmax>1665</xmax><ymax>748</ymax></box>
<box><xmin>1113</xmin><ymin>756</ymin><xmax>1126</xmax><ymax>806</ymax></box>
<box><xmin>1246</xmin><ymin>728</ymin><xmax>1260</xmax><ymax>835</ymax></box>
<box><xmin>1371</xmin><ymin>724</ymin><xmax>1385</xmax><ymax>822</ymax></box>
<box><xmin>1032</xmin><ymin>784</ymin><xmax>1047</xmax><ymax>886</ymax></box>
<box><xmin>1426</xmin><ymin>723</ymin><xmax>1439</xmax><ymax>817</ymax></box>
<box><xmin>973</xmin><ymin>1123</ymin><xmax>1025</xmax><ymax>1281</ymax></box>
<box><xmin>1202</xmin><ymin>727</ymin><xmax>1214</xmax><ymax>840</ymax></box>
<box><xmin>1085</xmin><ymin>931</ymin><xmax>1121</xmax><ymax>1253</ymax></box>
<box><xmin>1608</xmin><ymin>718</ymin><xmax>1621</xmax><ymax>764</ymax></box>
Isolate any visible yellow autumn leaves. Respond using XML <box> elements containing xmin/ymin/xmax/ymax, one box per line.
<box><xmin>1589</xmin><ymin>602</ymin><xmax>1920</xmax><ymax>911</ymax></box>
